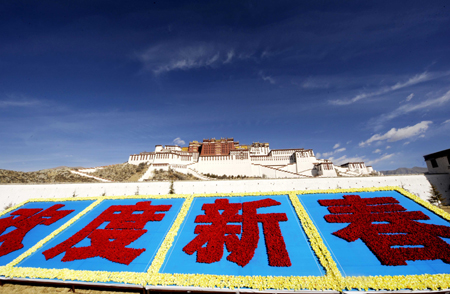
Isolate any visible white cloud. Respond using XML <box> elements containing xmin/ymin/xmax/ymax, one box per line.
<box><xmin>0</xmin><ymin>100</ymin><xmax>38</xmax><ymax>107</ymax></box>
<box><xmin>394</xmin><ymin>90</ymin><xmax>450</xmax><ymax>115</ymax></box>
<box><xmin>322</xmin><ymin>151</ymin><xmax>334</xmax><ymax>157</ymax></box>
<box><xmin>386</xmin><ymin>146</ymin><xmax>391</xmax><ymax>149</ymax></box>
<box><xmin>329</xmin><ymin>71</ymin><xmax>447</xmax><ymax>105</ymax></box>
<box><xmin>366</xmin><ymin>153</ymin><xmax>396</xmax><ymax>165</ymax></box>
<box><xmin>403</xmin><ymin>141</ymin><xmax>410</xmax><ymax>145</ymax></box>
<box><xmin>405</xmin><ymin>93</ymin><xmax>414</xmax><ymax>102</ymax></box>
<box><xmin>173</xmin><ymin>137</ymin><xmax>185</xmax><ymax>146</ymax></box>
<box><xmin>443</xmin><ymin>119</ymin><xmax>450</xmax><ymax>124</ymax></box>
<box><xmin>391</xmin><ymin>72</ymin><xmax>431</xmax><ymax>90</ymax></box>
<box><xmin>332</xmin><ymin>155</ymin><xmax>366</xmax><ymax>166</ymax></box>
<box><xmin>0</xmin><ymin>94</ymin><xmax>42</xmax><ymax>108</ymax></box>
<box><xmin>319</xmin><ymin>147</ymin><xmax>346</xmax><ymax>158</ymax></box>
<box><xmin>333</xmin><ymin>143</ymin><xmax>340</xmax><ymax>149</ymax></box>
<box><xmin>259</xmin><ymin>71</ymin><xmax>275</xmax><ymax>84</ymax></box>
<box><xmin>137</xmin><ymin>42</ymin><xmax>253</xmax><ymax>75</ymax></box>
<box><xmin>224</xmin><ymin>50</ymin><xmax>235</xmax><ymax>64</ymax></box>
<box><xmin>373</xmin><ymin>149</ymin><xmax>382</xmax><ymax>154</ymax></box>
<box><xmin>301</xmin><ymin>78</ymin><xmax>330</xmax><ymax>89</ymax></box>
<box><xmin>373</xmin><ymin>90</ymin><xmax>450</xmax><ymax>127</ymax></box>
<box><xmin>335</xmin><ymin>147</ymin><xmax>346</xmax><ymax>153</ymax></box>
<box><xmin>359</xmin><ymin>121</ymin><xmax>432</xmax><ymax>147</ymax></box>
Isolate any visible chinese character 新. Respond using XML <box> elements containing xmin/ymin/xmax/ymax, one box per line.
<box><xmin>183</xmin><ymin>198</ymin><xmax>291</xmax><ymax>267</ymax></box>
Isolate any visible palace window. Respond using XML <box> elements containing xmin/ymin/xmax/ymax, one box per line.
<box><xmin>431</xmin><ymin>159</ymin><xmax>438</xmax><ymax>168</ymax></box>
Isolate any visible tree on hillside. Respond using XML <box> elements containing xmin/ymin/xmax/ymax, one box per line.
<box><xmin>428</xmin><ymin>184</ymin><xmax>445</xmax><ymax>208</ymax></box>
<box><xmin>169</xmin><ymin>180</ymin><xmax>175</xmax><ymax>194</ymax></box>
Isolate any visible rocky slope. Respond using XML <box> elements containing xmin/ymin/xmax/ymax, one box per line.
<box><xmin>148</xmin><ymin>168</ymin><xmax>201</xmax><ymax>181</ymax></box>
<box><xmin>380</xmin><ymin>167</ymin><xmax>428</xmax><ymax>175</ymax></box>
<box><xmin>0</xmin><ymin>168</ymin><xmax>100</xmax><ymax>184</ymax></box>
<box><xmin>89</xmin><ymin>163</ymin><xmax>149</xmax><ymax>182</ymax></box>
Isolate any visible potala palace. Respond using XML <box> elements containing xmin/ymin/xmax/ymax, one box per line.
<box><xmin>128</xmin><ymin>138</ymin><xmax>375</xmax><ymax>180</ymax></box>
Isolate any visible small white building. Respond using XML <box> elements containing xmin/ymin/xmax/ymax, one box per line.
<box><xmin>424</xmin><ymin>149</ymin><xmax>450</xmax><ymax>174</ymax></box>
<box><xmin>128</xmin><ymin>138</ymin><xmax>376</xmax><ymax>180</ymax></box>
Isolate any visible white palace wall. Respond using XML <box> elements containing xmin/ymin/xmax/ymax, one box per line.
<box><xmin>193</xmin><ymin>156</ymin><xmax>253</xmax><ymax>177</ymax></box>
<box><xmin>1</xmin><ymin>174</ymin><xmax>449</xmax><ymax>210</ymax></box>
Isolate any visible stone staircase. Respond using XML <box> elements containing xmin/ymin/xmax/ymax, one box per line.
<box><xmin>70</xmin><ymin>170</ymin><xmax>113</xmax><ymax>182</ymax></box>
<box><xmin>251</xmin><ymin>164</ymin><xmax>310</xmax><ymax>178</ymax></box>
<box><xmin>138</xmin><ymin>165</ymin><xmax>154</xmax><ymax>182</ymax></box>
<box><xmin>173</xmin><ymin>167</ymin><xmax>211</xmax><ymax>181</ymax></box>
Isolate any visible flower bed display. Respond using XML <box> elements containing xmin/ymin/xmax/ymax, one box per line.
<box><xmin>0</xmin><ymin>187</ymin><xmax>448</xmax><ymax>292</ymax></box>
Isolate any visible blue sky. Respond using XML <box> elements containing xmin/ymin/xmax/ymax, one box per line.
<box><xmin>1</xmin><ymin>1</ymin><xmax>449</xmax><ymax>172</ymax></box>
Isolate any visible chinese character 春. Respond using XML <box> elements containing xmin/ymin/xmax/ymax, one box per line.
<box><xmin>319</xmin><ymin>195</ymin><xmax>450</xmax><ymax>266</ymax></box>
<box><xmin>0</xmin><ymin>204</ymin><xmax>74</xmax><ymax>257</ymax></box>
<box><xmin>43</xmin><ymin>201</ymin><xmax>171</xmax><ymax>265</ymax></box>
<box><xmin>183</xmin><ymin>198</ymin><xmax>291</xmax><ymax>267</ymax></box>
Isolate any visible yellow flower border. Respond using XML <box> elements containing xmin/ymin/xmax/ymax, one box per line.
<box><xmin>0</xmin><ymin>187</ymin><xmax>449</xmax><ymax>291</ymax></box>
<box><xmin>333</xmin><ymin>186</ymin><xmax>450</xmax><ymax>291</ymax></box>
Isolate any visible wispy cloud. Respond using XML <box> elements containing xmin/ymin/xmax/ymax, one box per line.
<box><xmin>330</xmin><ymin>152</ymin><xmax>395</xmax><ymax>166</ymax></box>
<box><xmin>329</xmin><ymin>71</ymin><xmax>447</xmax><ymax>105</ymax></box>
<box><xmin>300</xmin><ymin>77</ymin><xmax>330</xmax><ymax>89</ymax></box>
<box><xmin>224</xmin><ymin>50</ymin><xmax>235</xmax><ymax>64</ymax></box>
<box><xmin>359</xmin><ymin>121</ymin><xmax>432</xmax><ymax>147</ymax></box>
<box><xmin>405</xmin><ymin>93</ymin><xmax>414</xmax><ymax>102</ymax></box>
<box><xmin>373</xmin><ymin>90</ymin><xmax>450</xmax><ymax>128</ymax></box>
<box><xmin>137</xmin><ymin>42</ymin><xmax>254</xmax><ymax>75</ymax></box>
<box><xmin>259</xmin><ymin>71</ymin><xmax>275</xmax><ymax>84</ymax></box>
<box><xmin>394</xmin><ymin>90</ymin><xmax>450</xmax><ymax>113</ymax></box>
<box><xmin>173</xmin><ymin>137</ymin><xmax>185</xmax><ymax>146</ymax></box>
<box><xmin>373</xmin><ymin>149</ymin><xmax>382</xmax><ymax>154</ymax></box>
<box><xmin>333</xmin><ymin>143</ymin><xmax>340</xmax><ymax>149</ymax></box>
<box><xmin>319</xmin><ymin>147</ymin><xmax>346</xmax><ymax>158</ymax></box>
<box><xmin>366</xmin><ymin>153</ymin><xmax>396</xmax><ymax>165</ymax></box>
<box><xmin>443</xmin><ymin>119</ymin><xmax>450</xmax><ymax>125</ymax></box>
<box><xmin>0</xmin><ymin>94</ymin><xmax>42</xmax><ymax>108</ymax></box>
<box><xmin>330</xmin><ymin>155</ymin><xmax>366</xmax><ymax>166</ymax></box>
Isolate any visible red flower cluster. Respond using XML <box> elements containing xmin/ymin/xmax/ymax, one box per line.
<box><xmin>43</xmin><ymin>201</ymin><xmax>171</xmax><ymax>265</ymax></box>
<box><xmin>319</xmin><ymin>195</ymin><xmax>450</xmax><ymax>266</ymax></box>
<box><xmin>0</xmin><ymin>204</ymin><xmax>74</xmax><ymax>257</ymax></box>
<box><xmin>183</xmin><ymin>198</ymin><xmax>291</xmax><ymax>267</ymax></box>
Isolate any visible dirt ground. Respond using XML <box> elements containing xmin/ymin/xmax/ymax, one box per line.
<box><xmin>0</xmin><ymin>283</ymin><xmax>141</xmax><ymax>294</ymax></box>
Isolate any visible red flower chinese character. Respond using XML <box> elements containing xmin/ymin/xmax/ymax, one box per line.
<box><xmin>319</xmin><ymin>195</ymin><xmax>450</xmax><ymax>266</ymax></box>
<box><xmin>43</xmin><ymin>201</ymin><xmax>171</xmax><ymax>265</ymax></box>
<box><xmin>0</xmin><ymin>204</ymin><xmax>74</xmax><ymax>257</ymax></box>
<box><xmin>183</xmin><ymin>198</ymin><xmax>291</xmax><ymax>267</ymax></box>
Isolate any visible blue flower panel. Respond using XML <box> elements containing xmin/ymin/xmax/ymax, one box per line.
<box><xmin>160</xmin><ymin>195</ymin><xmax>326</xmax><ymax>277</ymax></box>
<box><xmin>0</xmin><ymin>200</ymin><xmax>94</xmax><ymax>266</ymax></box>
<box><xmin>298</xmin><ymin>191</ymin><xmax>450</xmax><ymax>277</ymax></box>
<box><xmin>18</xmin><ymin>198</ymin><xmax>185</xmax><ymax>273</ymax></box>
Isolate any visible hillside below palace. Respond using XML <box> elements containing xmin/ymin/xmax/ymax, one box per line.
<box><xmin>128</xmin><ymin>138</ymin><xmax>375</xmax><ymax>180</ymax></box>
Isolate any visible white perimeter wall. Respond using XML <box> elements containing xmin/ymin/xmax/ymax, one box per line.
<box><xmin>1</xmin><ymin>174</ymin><xmax>449</xmax><ymax>210</ymax></box>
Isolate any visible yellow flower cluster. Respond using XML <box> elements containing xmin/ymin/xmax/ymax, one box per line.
<box><xmin>342</xmin><ymin>273</ymin><xmax>450</xmax><ymax>291</ymax></box>
<box><xmin>393</xmin><ymin>186</ymin><xmax>450</xmax><ymax>222</ymax></box>
<box><xmin>336</xmin><ymin>186</ymin><xmax>450</xmax><ymax>291</ymax></box>
<box><xmin>288</xmin><ymin>193</ymin><xmax>342</xmax><ymax>285</ymax></box>
<box><xmin>0</xmin><ymin>187</ymin><xmax>449</xmax><ymax>291</ymax></box>
<box><xmin>147</xmin><ymin>195</ymin><xmax>194</xmax><ymax>275</ymax></box>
